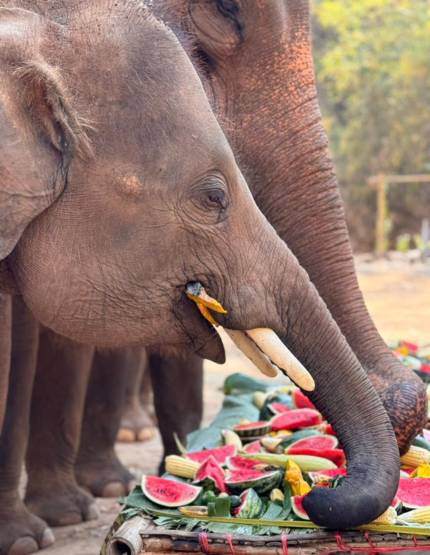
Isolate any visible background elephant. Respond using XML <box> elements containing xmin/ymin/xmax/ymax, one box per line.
<box><xmin>0</xmin><ymin>0</ymin><xmax>409</xmax><ymax>553</ymax></box>
<box><xmin>159</xmin><ymin>0</ymin><xmax>427</xmax><ymax>452</ymax></box>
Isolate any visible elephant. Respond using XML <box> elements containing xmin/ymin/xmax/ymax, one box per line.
<box><xmin>0</xmin><ymin>0</ymin><xmax>412</xmax><ymax>553</ymax></box>
<box><xmin>156</xmin><ymin>0</ymin><xmax>427</xmax><ymax>451</ymax></box>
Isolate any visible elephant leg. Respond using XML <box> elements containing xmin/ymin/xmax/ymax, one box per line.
<box><xmin>24</xmin><ymin>329</ymin><xmax>99</xmax><ymax>527</ymax></box>
<box><xmin>75</xmin><ymin>349</ymin><xmax>135</xmax><ymax>498</ymax></box>
<box><xmin>0</xmin><ymin>296</ymin><xmax>55</xmax><ymax>555</ymax></box>
<box><xmin>149</xmin><ymin>350</ymin><xmax>203</xmax><ymax>474</ymax></box>
<box><xmin>117</xmin><ymin>348</ymin><xmax>155</xmax><ymax>443</ymax></box>
<box><xmin>0</xmin><ymin>293</ymin><xmax>11</xmax><ymax>432</ymax></box>
<box><xmin>140</xmin><ymin>360</ymin><xmax>155</xmax><ymax>422</ymax></box>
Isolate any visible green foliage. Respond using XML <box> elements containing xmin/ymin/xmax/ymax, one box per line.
<box><xmin>312</xmin><ymin>0</ymin><xmax>430</xmax><ymax>249</ymax></box>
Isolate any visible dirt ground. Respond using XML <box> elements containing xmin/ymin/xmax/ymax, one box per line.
<box><xmin>42</xmin><ymin>254</ymin><xmax>430</xmax><ymax>555</ymax></box>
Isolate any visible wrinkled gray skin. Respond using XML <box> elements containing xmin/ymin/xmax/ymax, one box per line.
<box><xmin>0</xmin><ymin>0</ymin><xmax>400</xmax><ymax>553</ymax></box>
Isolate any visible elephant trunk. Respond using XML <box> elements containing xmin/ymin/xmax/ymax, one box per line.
<box><xmin>274</xmin><ymin>252</ymin><xmax>399</xmax><ymax>527</ymax></box>
<box><xmin>218</xmin><ymin>237</ymin><xmax>399</xmax><ymax>528</ymax></box>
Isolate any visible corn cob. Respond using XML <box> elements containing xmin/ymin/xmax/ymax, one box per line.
<box><xmin>400</xmin><ymin>445</ymin><xmax>430</xmax><ymax>468</ymax></box>
<box><xmin>397</xmin><ymin>506</ymin><xmax>430</xmax><ymax>524</ymax></box>
<box><xmin>371</xmin><ymin>506</ymin><xmax>397</xmax><ymax>525</ymax></box>
<box><xmin>179</xmin><ymin>506</ymin><xmax>209</xmax><ymax>517</ymax></box>
<box><xmin>222</xmin><ymin>429</ymin><xmax>243</xmax><ymax>451</ymax></box>
<box><xmin>253</xmin><ymin>391</ymin><xmax>268</xmax><ymax>409</ymax></box>
<box><xmin>165</xmin><ymin>455</ymin><xmax>199</xmax><ymax>479</ymax></box>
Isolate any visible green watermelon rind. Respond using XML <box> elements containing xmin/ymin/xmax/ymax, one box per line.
<box><xmin>225</xmin><ymin>469</ymin><xmax>283</xmax><ymax>495</ymax></box>
<box><xmin>141</xmin><ymin>475</ymin><xmax>202</xmax><ymax>508</ymax></box>
<box><xmin>236</xmin><ymin>488</ymin><xmax>263</xmax><ymax>519</ymax></box>
<box><xmin>233</xmin><ymin>421</ymin><xmax>271</xmax><ymax>438</ymax></box>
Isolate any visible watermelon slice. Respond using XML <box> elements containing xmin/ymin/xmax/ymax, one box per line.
<box><xmin>291</xmin><ymin>494</ymin><xmax>310</xmax><ymax>520</ymax></box>
<box><xmin>423</xmin><ymin>429</ymin><xmax>430</xmax><ymax>442</ymax></box>
<box><xmin>401</xmin><ymin>467</ymin><xmax>416</xmax><ymax>476</ymax></box>
<box><xmin>287</xmin><ymin>447</ymin><xmax>346</xmax><ymax>467</ymax></box>
<box><xmin>293</xmin><ymin>390</ymin><xmax>316</xmax><ymax>410</ymax></box>
<box><xmin>233</xmin><ymin>421</ymin><xmax>271</xmax><ymax>438</ymax></box>
<box><xmin>268</xmin><ymin>402</ymin><xmax>290</xmax><ymax>415</ymax></box>
<box><xmin>234</xmin><ymin>488</ymin><xmax>263</xmax><ymax>518</ymax></box>
<box><xmin>225</xmin><ymin>469</ymin><xmax>282</xmax><ymax>495</ymax></box>
<box><xmin>226</xmin><ymin>455</ymin><xmax>269</xmax><ymax>471</ymax></box>
<box><xmin>141</xmin><ymin>475</ymin><xmax>201</xmax><ymax>508</ymax></box>
<box><xmin>308</xmin><ymin>468</ymin><xmax>347</xmax><ymax>484</ymax></box>
<box><xmin>397</xmin><ymin>478</ymin><xmax>430</xmax><ymax>508</ymax></box>
<box><xmin>186</xmin><ymin>445</ymin><xmax>237</xmax><ymax>465</ymax></box>
<box><xmin>243</xmin><ymin>440</ymin><xmax>262</xmax><ymax>454</ymax></box>
<box><xmin>391</xmin><ymin>495</ymin><xmax>401</xmax><ymax>509</ymax></box>
<box><xmin>193</xmin><ymin>456</ymin><xmax>228</xmax><ymax>493</ymax></box>
<box><xmin>289</xmin><ymin>434</ymin><xmax>338</xmax><ymax>450</ymax></box>
<box><xmin>271</xmin><ymin>409</ymin><xmax>322</xmax><ymax>431</ymax></box>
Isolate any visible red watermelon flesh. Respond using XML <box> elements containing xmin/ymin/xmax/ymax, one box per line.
<box><xmin>401</xmin><ymin>467</ymin><xmax>415</xmax><ymax>476</ymax></box>
<box><xmin>291</xmin><ymin>494</ymin><xmax>310</xmax><ymax>520</ymax></box>
<box><xmin>293</xmin><ymin>389</ymin><xmax>316</xmax><ymax>410</ymax></box>
<box><xmin>289</xmin><ymin>434</ymin><xmax>338</xmax><ymax>450</ymax></box>
<box><xmin>287</xmin><ymin>447</ymin><xmax>346</xmax><ymax>467</ymax></box>
<box><xmin>269</xmin><ymin>403</ymin><xmax>290</xmax><ymax>414</ymax></box>
<box><xmin>397</xmin><ymin>478</ymin><xmax>430</xmax><ymax>508</ymax></box>
<box><xmin>227</xmin><ymin>469</ymin><xmax>269</xmax><ymax>480</ymax></box>
<box><xmin>186</xmin><ymin>444</ymin><xmax>237</xmax><ymax>465</ymax></box>
<box><xmin>271</xmin><ymin>409</ymin><xmax>322</xmax><ymax>431</ymax></box>
<box><xmin>325</xmin><ymin>424</ymin><xmax>337</xmax><ymax>437</ymax></box>
<box><xmin>243</xmin><ymin>441</ymin><xmax>262</xmax><ymax>454</ymax></box>
<box><xmin>309</xmin><ymin>468</ymin><xmax>347</xmax><ymax>483</ymax></box>
<box><xmin>194</xmin><ymin>456</ymin><xmax>228</xmax><ymax>493</ymax></box>
<box><xmin>226</xmin><ymin>456</ymin><xmax>269</xmax><ymax>471</ymax></box>
<box><xmin>141</xmin><ymin>475</ymin><xmax>201</xmax><ymax>508</ymax></box>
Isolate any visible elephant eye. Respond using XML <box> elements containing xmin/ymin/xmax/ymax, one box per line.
<box><xmin>204</xmin><ymin>188</ymin><xmax>228</xmax><ymax>211</ymax></box>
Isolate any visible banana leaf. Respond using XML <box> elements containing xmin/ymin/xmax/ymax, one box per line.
<box><xmin>187</xmin><ymin>393</ymin><xmax>259</xmax><ymax>451</ymax></box>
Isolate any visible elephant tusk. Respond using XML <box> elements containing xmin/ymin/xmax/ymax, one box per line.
<box><xmin>246</xmin><ymin>328</ymin><xmax>315</xmax><ymax>392</ymax></box>
<box><xmin>224</xmin><ymin>329</ymin><xmax>278</xmax><ymax>378</ymax></box>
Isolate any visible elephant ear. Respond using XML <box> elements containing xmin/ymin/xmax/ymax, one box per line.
<box><xmin>0</xmin><ymin>8</ymin><xmax>91</xmax><ymax>261</ymax></box>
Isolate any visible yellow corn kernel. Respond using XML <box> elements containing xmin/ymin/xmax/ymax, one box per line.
<box><xmin>179</xmin><ymin>506</ymin><xmax>208</xmax><ymax>517</ymax></box>
<box><xmin>371</xmin><ymin>506</ymin><xmax>397</xmax><ymax>525</ymax></box>
<box><xmin>222</xmin><ymin>429</ymin><xmax>243</xmax><ymax>451</ymax></box>
<box><xmin>400</xmin><ymin>446</ymin><xmax>430</xmax><ymax>468</ymax></box>
<box><xmin>397</xmin><ymin>506</ymin><xmax>430</xmax><ymax>524</ymax></box>
<box><xmin>410</xmin><ymin>464</ymin><xmax>430</xmax><ymax>478</ymax></box>
<box><xmin>165</xmin><ymin>455</ymin><xmax>199</xmax><ymax>479</ymax></box>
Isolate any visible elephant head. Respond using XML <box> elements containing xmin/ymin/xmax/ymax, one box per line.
<box><xmin>0</xmin><ymin>1</ymin><xmax>399</xmax><ymax>528</ymax></box>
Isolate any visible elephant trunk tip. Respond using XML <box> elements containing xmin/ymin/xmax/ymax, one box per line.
<box><xmin>302</xmin><ymin>477</ymin><xmax>396</xmax><ymax>529</ymax></box>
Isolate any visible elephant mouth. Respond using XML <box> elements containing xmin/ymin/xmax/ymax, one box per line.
<box><xmin>185</xmin><ymin>282</ymin><xmax>315</xmax><ymax>392</ymax></box>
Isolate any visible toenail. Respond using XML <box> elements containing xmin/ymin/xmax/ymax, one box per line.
<box><xmin>117</xmin><ymin>428</ymin><xmax>136</xmax><ymax>443</ymax></box>
<box><xmin>40</xmin><ymin>528</ymin><xmax>55</xmax><ymax>548</ymax></box>
<box><xmin>86</xmin><ymin>503</ymin><xmax>100</xmax><ymax>521</ymax></box>
<box><xmin>137</xmin><ymin>427</ymin><xmax>154</xmax><ymax>442</ymax></box>
<box><xmin>9</xmin><ymin>537</ymin><xmax>39</xmax><ymax>555</ymax></box>
<box><xmin>102</xmin><ymin>482</ymin><xmax>126</xmax><ymax>498</ymax></box>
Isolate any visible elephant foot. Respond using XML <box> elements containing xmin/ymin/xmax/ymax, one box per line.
<box><xmin>75</xmin><ymin>453</ymin><xmax>136</xmax><ymax>498</ymax></box>
<box><xmin>0</xmin><ymin>499</ymin><xmax>54</xmax><ymax>555</ymax></box>
<box><xmin>117</xmin><ymin>402</ymin><xmax>155</xmax><ymax>443</ymax></box>
<box><xmin>364</xmin><ymin>350</ymin><xmax>427</xmax><ymax>455</ymax></box>
<box><xmin>25</xmin><ymin>480</ymin><xmax>99</xmax><ymax>527</ymax></box>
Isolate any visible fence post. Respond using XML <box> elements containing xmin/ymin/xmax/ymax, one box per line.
<box><xmin>375</xmin><ymin>172</ymin><xmax>387</xmax><ymax>255</ymax></box>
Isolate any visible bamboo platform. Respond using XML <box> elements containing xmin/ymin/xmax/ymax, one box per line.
<box><xmin>106</xmin><ymin>516</ymin><xmax>430</xmax><ymax>555</ymax></box>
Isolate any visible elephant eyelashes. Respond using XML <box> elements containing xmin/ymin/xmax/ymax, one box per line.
<box><xmin>185</xmin><ymin>176</ymin><xmax>230</xmax><ymax>225</ymax></box>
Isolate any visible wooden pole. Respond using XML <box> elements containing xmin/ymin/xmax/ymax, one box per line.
<box><xmin>375</xmin><ymin>172</ymin><xmax>387</xmax><ymax>255</ymax></box>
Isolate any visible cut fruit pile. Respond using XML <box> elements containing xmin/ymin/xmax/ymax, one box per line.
<box><xmin>124</xmin><ymin>359</ymin><xmax>430</xmax><ymax>532</ymax></box>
